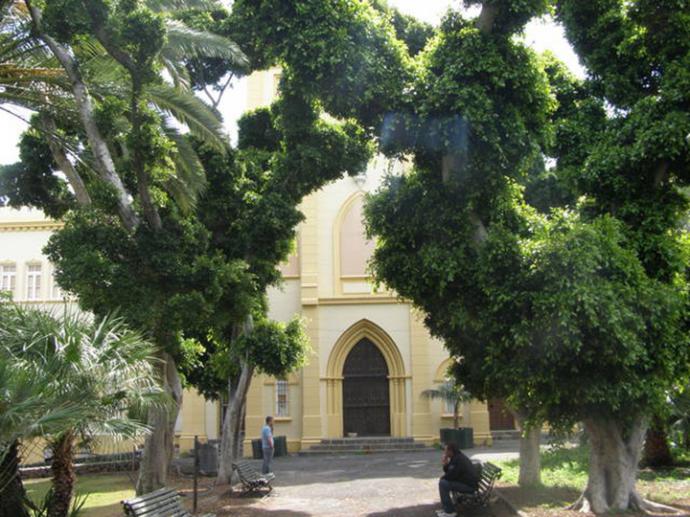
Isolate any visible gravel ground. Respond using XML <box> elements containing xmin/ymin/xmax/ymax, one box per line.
<box><xmin>193</xmin><ymin>446</ymin><xmax>520</xmax><ymax>517</ymax></box>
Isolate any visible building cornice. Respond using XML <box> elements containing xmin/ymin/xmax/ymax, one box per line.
<box><xmin>0</xmin><ymin>220</ymin><xmax>63</xmax><ymax>232</ymax></box>
<box><xmin>316</xmin><ymin>296</ymin><xmax>402</xmax><ymax>306</ymax></box>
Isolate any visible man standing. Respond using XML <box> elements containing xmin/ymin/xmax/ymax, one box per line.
<box><xmin>261</xmin><ymin>416</ymin><xmax>274</xmax><ymax>474</ymax></box>
<box><xmin>437</xmin><ymin>442</ymin><xmax>479</xmax><ymax>517</ymax></box>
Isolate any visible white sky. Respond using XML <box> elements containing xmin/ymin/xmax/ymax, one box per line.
<box><xmin>0</xmin><ymin>1</ymin><xmax>584</xmax><ymax>165</ymax></box>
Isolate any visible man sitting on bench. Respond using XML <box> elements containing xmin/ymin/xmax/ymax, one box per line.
<box><xmin>437</xmin><ymin>442</ymin><xmax>479</xmax><ymax>517</ymax></box>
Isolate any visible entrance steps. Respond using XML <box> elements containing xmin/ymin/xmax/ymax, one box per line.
<box><xmin>491</xmin><ymin>430</ymin><xmax>521</xmax><ymax>441</ymax></box>
<box><xmin>299</xmin><ymin>437</ymin><xmax>432</xmax><ymax>456</ymax></box>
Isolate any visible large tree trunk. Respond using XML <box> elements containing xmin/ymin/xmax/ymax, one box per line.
<box><xmin>642</xmin><ymin>416</ymin><xmax>673</xmax><ymax>467</ymax></box>
<box><xmin>48</xmin><ymin>431</ymin><xmax>75</xmax><ymax>517</ymax></box>
<box><xmin>0</xmin><ymin>441</ymin><xmax>30</xmax><ymax>517</ymax></box>
<box><xmin>217</xmin><ymin>315</ymin><xmax>255</xmax><ymax>484</ymax></box>
<box><xmin>217</xmin><ymin>356</ymin><xmax>254</xmax><ymax>484</ymax></box>
<box><xmin>136</xmin><ymin>353</ymin><xmax>183</xmax><ymax>495</ymax></box>
<box><xmin>513</xmin><ymin>411</ymin><xmax>541</xmax><ymax>486</ymax></box>
<box><xmin>569</xmin><ymin>416</ymin><xmax>677</xmax><ymax>514</ymax></box>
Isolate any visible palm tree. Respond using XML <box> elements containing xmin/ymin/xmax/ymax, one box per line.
<box><xmin>2</xmin><ymin>0</ymin><xmax>248</xmax><ymax>214</ymax></box>
<box><xmin>0</xmin><ymin>302</ymin><xmax>166</xmax><ymax>517</ymax></box>
<box><xmin>421</xmin><ymin>380</ymin><xmax>471</xmax><ymax>430</ymax></box>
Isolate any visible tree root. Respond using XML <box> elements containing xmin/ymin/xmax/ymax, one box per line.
<box><xmin>568</xmin><ymin>492</ymin><xmax>684</xmax><ymax>515</ymax></box>
<box><xmin>630</xmin><ymin>493</ymin><xmax>684</xmax><ymax>515</ymax></box>
<box><xmin>567</xmin><ymin>494</ymin><xmax>591</xmax><ymax>513</ymax></box>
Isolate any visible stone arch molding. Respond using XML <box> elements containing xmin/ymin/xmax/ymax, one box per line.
<box><xmin>324</xmin><ymin>319</ymin><xmax>407</xmax><ymax>437</ymax></box>
<box><xmin>434</xmin><ymin>357</ymin><xmax>457</xmax><ymax>383</ymax></box>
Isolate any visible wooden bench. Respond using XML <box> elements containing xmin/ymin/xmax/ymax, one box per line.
<box><xmin>232</xmin><ymin>461</ymin><xmax>275</xmax><ymax>496</ymax></box>
<box><xmin>122</xmin><ymin>487</ymin><xmax>214</xmax><ymax>517</ymax></box>
<box><xmin>452</xmin><ymin>462</ymin><xmax>502</xmax><ymax>508</ymax></box>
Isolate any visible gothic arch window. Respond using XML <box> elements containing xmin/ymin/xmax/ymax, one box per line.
<box><xmin>338</xmin><ymin>195</ymin><xmax>375</xmax><ymax>278</ymax></box>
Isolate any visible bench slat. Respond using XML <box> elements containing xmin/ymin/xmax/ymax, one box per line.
<box><xmin>122</xmin><ymin>487</ymin><xmax>197</xmax><ymax>517</ymax></box>
<box><xmin>125</xmin><ymin>488</ymin><xmax>176</xmax><ymax>505</ymax></box>
<box><xmin>128</xmin><ymin>499</ymin><xmax>185</xmax><ymax>516</ymax></box>
<box><xmin>125</xmin><ymin>490</ymin><xmax>177</xmax><ymax>509</ymax></box>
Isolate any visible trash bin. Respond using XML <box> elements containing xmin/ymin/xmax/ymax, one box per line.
<box><xmin>251</xmin><ymin>439</ymin><xmax>263</xmax><ymax>459</ymax></box>
<box><xmin>274</xmin><ymin>436</ymin><xmax>287</xmax><ymax>457</ymax></box>
<box><xmin>439</xmin><ymin>428</ymin><xmax>474</xmax><ymax>449</ymax></box>
<box><xmin>198</xmin><ymin>442</ymin><xmax>218</xmax><ymax>474</ymax></box>
<box><xmin>458</xmin><ymin>427</ymin><xmax>474</xmax><ymax>449</ymax></box>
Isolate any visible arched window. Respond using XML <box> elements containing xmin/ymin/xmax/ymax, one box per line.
<box><xmin>339</xmin><ymin>196</ymin><xmax>375</xmax><ymax>278</ymax></box>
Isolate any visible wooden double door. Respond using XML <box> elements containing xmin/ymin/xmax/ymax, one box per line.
<box><xmin>342</xmin><ymin>338</ymin><xmax>391</xmax><ymax>436</ymax></box>
<box><xmin>488</xmin><ymin>398</ymin><xmax>516</xmax><ymax>430</ymax></box>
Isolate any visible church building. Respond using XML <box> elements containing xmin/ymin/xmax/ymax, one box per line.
<box><xmin>0</xmin><ymin>70</ymin><xmax>518</xmax><ymax>460</ymax></box>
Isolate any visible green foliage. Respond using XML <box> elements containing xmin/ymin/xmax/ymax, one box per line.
<box><xmin>363</xmin><ymin>0</ymin><xmax>690</xmax><ymax>440</ymax></box>
<box><xmin>213</xmin><ymin>318</ymin><xmax>310</xmax><ymax>378</ymax></box>
<box><xmin>0</xmin><ymin>301</ymin><xmax>166</xmax><ymax>448</ymax></box>
<box><xmin>228</xmin><ymin>0</ymin><xmax>413</xmax><ymax>130</ymax></box>
<box><xmin>370</xmin><ymin>0</ymin><xmax>434</xmax><ymax>56</ymax></box>
<box><xmin>0</xmin><ymin>129</ymin><xmax>75</xmax><ymax>218</ymax></box>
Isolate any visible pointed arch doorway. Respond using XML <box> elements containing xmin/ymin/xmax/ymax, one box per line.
<box><xmin>343</xmin><ymin>338</ymin><xmax>391</xmax><ymax>436</ymax></box>
<box><xmin>324</xmin><ymin>319</ymin><xmax>407</xmax><ymax>438</ymax></box>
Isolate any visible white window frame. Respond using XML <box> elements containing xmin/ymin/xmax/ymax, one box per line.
<box><xmin>0</xmin><ymin>263</ymin><xmax>17</xmax><ymax>296</ymax></box>
<box><xmin>275</xmin><ymin>380</ymin><xmax>289</xmax><ymax>417</ymax></box>
<box><xmin>26</xmin><ymin>263</ymin><xmax>42</xmax><ymax>300</ymax></box>
<box><xmin>443</xmin><ymin>398</ymin><xmax>456</xmax><ymax>416</ymax></box>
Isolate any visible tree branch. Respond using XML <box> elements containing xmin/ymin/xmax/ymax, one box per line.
<box><xmin>38</xmin><ymin>112</ymin><xmax>92</xmax><ymax>206</ymax></box>
<box><xmin>477</xmin><ymin>3</ymin><xmax>498</xmax><ymax>34</ymax></box>
<box><xmin>82</xmin><ymin>4</ymin><xmax>163</xmax><ymax>230</ymax></box>
<box><xmin>25</xmin><ymin>0</ymin><xmax>139</xmax><ymax>231</ymax></box>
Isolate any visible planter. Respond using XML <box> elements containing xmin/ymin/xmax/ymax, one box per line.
<box><xmin>251</xmin><ymin>436</ymin><xmax>288</xmax><ymax>458</ymax></box>
<box><xmin>274</xmin><ymin>436</ymin><xmax>288</xmax><ymax>457</ymax></box>
<box><xmin>440</xmin><ymin>427</ymin><xmax>474</xmax><ymax>449</ymax></box>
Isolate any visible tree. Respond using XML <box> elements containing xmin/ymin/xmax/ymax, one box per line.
<box><xmin>3</xmin><ymin>0</ymin><xmax>374</xmax><ymax>491</ymax></box>
<box><xmin>184</xmin><ymin>81</ymin><xmax>374</xmax><ymax>481</ymax></box>
<box><xmin>421</xmin><ymin>380</ymin><xmax>471</xmax><ymax>430</ymax></box>
<box><xmin>228</xmin><ymin>0</ymin><xmax>552</xmax><ymax>487</ymax></box>
<box><xmin>364</xmin><ymin>1</ymin><xmax>690</xmax><ymax>511</ymax></box>
<box><xmin>0</xmin><ymin>302</ymin><xmax>165</xmax><ymax>517</ymax></box>
<box><xmin>0</xmin><ymin>0</ymin><xmax>248</xmax><ymax>495</ymax></box>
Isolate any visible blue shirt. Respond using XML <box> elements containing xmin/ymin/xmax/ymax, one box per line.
<box><xmin>261</xmin><ymin>425</ymin><xmax>273</xmax><ymax>449</ymax></box>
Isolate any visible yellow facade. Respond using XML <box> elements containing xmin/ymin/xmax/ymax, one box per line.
<box><xmin>240</xmin><ymin>70</ymin><xmax>497</xmax><ymax>455</ymax></box>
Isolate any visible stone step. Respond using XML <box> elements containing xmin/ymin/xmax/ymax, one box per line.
<box><xmin>491</xmin><ymin>430</ymin><xmax>521</xmax><ymax>440</ymax></box>
<box><xmin>298</xmin><ymin>437</ymin><xmax>433</xmax><ymax>456</ymax></box>
<box><xmin>299</xmin><ymin>446</ymin><xmax>433</xmax><ymax>456</ymax></box>
<box><xmin>319</xmin><ymin>437</ymin><xmax>415</xmax><ymax>445</ymax></box>
<box><xmin>308</xmin><ymin>442</ymin><xmax>427</xmax><ymax>451</ymax></box>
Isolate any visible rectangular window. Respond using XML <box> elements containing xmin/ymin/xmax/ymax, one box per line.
<box><xmin>26</xmin><ymin>264</ymin><xmax>42</xmax><ymax>300</ymax></box>
<box><xmin>0</xmin><ymin>264</ymin><xmax>16</xmax><ymax>295</ymax></box>
<box><xmin>444</xmin><ymin>398</ymin><xmax>456</xmax><ymax>415</ymax></box>
<box><xmin>275</xmin><ymin>380</ymin><xmax>289</xmax><ymax>417</ymax></box>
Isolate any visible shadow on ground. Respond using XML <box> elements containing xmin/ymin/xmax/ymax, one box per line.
<box><xmin>365</xmin><ymin>499</ymin><xmax>516</xmax><ymax>517</ymax></box>
<box><xmin>497</xmin><ymin>484</ymin><xmax>580</xmax><ymax>510</ymax></box>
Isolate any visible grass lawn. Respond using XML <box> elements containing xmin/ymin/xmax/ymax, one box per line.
<box><xmin>494</xmin><ymin>445</ymin><xmax>690</xmax><ymax>515</ymax></box>
<box><xmin>24</xmin><ymin>473</ymin><xmax>136</xmax><ymax>517</ymax></box>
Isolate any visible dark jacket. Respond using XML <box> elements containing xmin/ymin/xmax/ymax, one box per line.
<box><xmin>442</xmin><ymin>451</ymin><xmax>479</xmax><ymax>489</ymax></box>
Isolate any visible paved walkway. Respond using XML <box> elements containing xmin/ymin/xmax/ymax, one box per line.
<box><xmin>208</xmin><ymin>444</ymin><xmax>520</xmax><ymax>517</ymax></box>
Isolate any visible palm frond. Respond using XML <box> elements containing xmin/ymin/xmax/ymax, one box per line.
<box><xmin>160</xmin><ymin>56</ymin><xmax>191</xmax><ymax>90</ymax></box>
<box><xmin>163</xmin><ymin>20</ymin><xmax>249</xmax><ymax>68</ymax></box>
<box><xmin>146</xmin><ymin>83</ymin><xmax>227</xmax><ymax>150</ymax></box>
<box><xmin>162</xmin><ymin>123</ymin><xmax>207</xmax><ymax>212</ymax></box>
